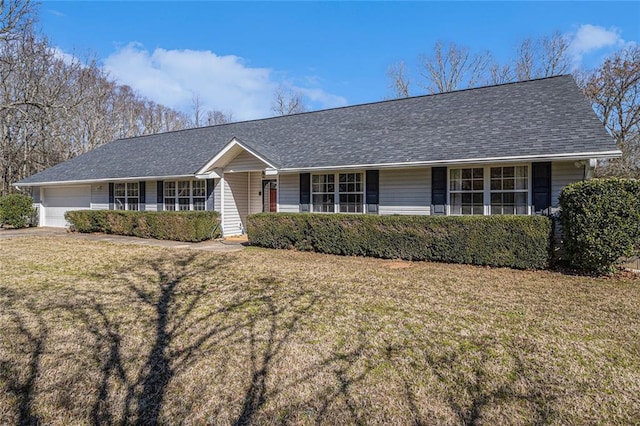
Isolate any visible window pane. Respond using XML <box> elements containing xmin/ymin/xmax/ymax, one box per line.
<box><xmin>339</xmin><ymin>194</ymin><xmax>362</xmax><ymax>213</ymax></box>
<box><xmin>193</xmin><ymin>198</ymin><xmax>205</xmax><ymax>211</ymax></box>
<box><xmin>491</xmin><ymin>180</ymin><xmax>501</xmax><ymax>190</ymax></box>
<box><xmin>127</xmin><ymin>183</ymin><xmax>139</xmax><ymax>196</ymax></box>
<box><xmin>192</xmin><ymin>180</ymin><xmax>206</xmax><ymax>197</ymax></box>
<box><xmin>516</xmin><ymin>178</ymin><xmax>528</xmax><ymax>190</ymax></box>
<box><xmin>115</xmin><ymin>198</ymin><xmax>126</xmax><ymax>210</ymax></box>
<box><xmin>164</xmin><ymin>182</ymin><xmax>176</xmax><ymax>197</ymax></box>
<box><xmin>503</xmin><ymin>179</ymin><xmax>514</xmax><ymax>190</ymax></box>
<box><xmin>178</xmin><ymin>198</ymin><xmax>190</xmax><ymax>211</ymax></box>
<box><xmin>164</xmin><ymin>198</ymin><xmax>176</xmax><ymax>211</ymax></box>
<box><xmin>128</xmin><ymin>199</ymin><xmax>139</xmax><ymax>210</ymax></box>
<box><xmin>178</xmin><ymin>181</ymin><xmax>190</xmax><ymax>197</ymax></box>
<box><xmin>503</xmin><ymin>167</ymin><xmax>515</xmax><ymax>178</ymax></box>
<box><xmin>114</xmin><ymin>183</ymin><xmax>125</xmax><ymax>197</ymax></box>
<box><xmin>312</xmin><ymin>194</ymin><xmax>334</xmax><ymax>213</ymax></box>
<box><xmin>516</xmin><ymin>166</ymin><xmax>528</xmax><ymax>178</ymax></box>
<box><xmin>490</xmin><ymin>167</ymin><xmax>502</xmax><ymax>179</ymax></box>
<box><xmin>473</xmin><ymin>168</ymin><xmax>483</xmax><ymax>179</ymax></box>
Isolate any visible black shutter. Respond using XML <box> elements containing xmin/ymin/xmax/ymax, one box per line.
<box><xmin>299</xmin><ymin>173</ymin><xmax>310</xmax><ymax>212</ymax></box>
<box><xmin>206</xmin><ymin>179</ymin><xmax>215</xmax><ymax>211</ymax></box>
<box><xmin>157</xmin><ymin>181</ymin><xmax>164</xmax><ymax>211</ymax></box>
<box><xmin>108</xmin><ymin>182</ymin><xmax>114</xmax><ymax>210</ymax></box>
<box><xmin>532</xmin><ymin>162</ymin><xmax>552</xmax><ymax>213</ymax></box>
<box><xmin>431</xmin><ymin>167</ymin><xmax>447</xmax><ymax>215</ymax></box>
<box><xmin>366</xmin><ymin>170</ymin><xmax>379</xmax><ymax>214</ymax></box>
<box><xmin>139</xmin><ymin>181</ymin><xmax>146</xmax><ymax>211</ymax></box>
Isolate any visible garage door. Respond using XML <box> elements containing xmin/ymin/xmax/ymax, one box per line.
<box><xmin>43</xmin><ymin>186</ymin><xmax>91</xmax><ymax>227</ymax></box>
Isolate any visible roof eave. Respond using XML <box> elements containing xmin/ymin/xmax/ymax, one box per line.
<box><xmin>279</xmin><ymin>150</ymin><xmax>623</xmax><ymax>172</ymax></box>
<box><xmin>13</xmin><ymin>173</ymin><xmax>197</xmax><ymax>187</ymax></box>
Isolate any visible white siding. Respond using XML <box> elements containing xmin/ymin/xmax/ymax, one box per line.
<box><xmin>379</xmin><ymin>168</ymin><xmax>431</xmax><ymax>215</ymax></box>
<box><xmin>278</xmin><ymin>173</ymin><xmax>299</xmax><ymax>213</ymax></box>
<box><xmin>145</xmin><ymin>181</ymin><xmax>157</xmax><ymax>211</ymax></box>
<box><xmin>552</xmin><ymin>161</ymin><xmax>584</xmax><ymax>207</ymax></box>
<box><xmin>225</xmin><ymin>151</ymin><xmax>268</xmax><ymax>172</ymax></box>
<box><xmin>214</xmin><ymin>179</ymin><xmax>221</xmax><ymax>212</ymax></box>
<box><xmin>248</xmin><ymin>172</ymin><xmax>263</xmax><ymax>215</ymax></box>
<box><xmin>223</xmin><ymin>173</ymin><xmax>248</xmax><ymax>236</ymax></box>
<box><xmin>90</xmin><ymin>184</ymin><xmax>109</xmax><ymax>210</ymax></box>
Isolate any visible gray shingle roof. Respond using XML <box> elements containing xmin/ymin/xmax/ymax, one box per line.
<box><xmin>17</xmin><ymin>75</ymin><xmax>617</xmax><ymax>185</ymax></box>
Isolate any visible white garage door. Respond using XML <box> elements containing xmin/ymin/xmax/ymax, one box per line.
<box><xmin>43</xmin><ymin>186</ymin><xmax>91</xmax><ymax>227</ymax></box>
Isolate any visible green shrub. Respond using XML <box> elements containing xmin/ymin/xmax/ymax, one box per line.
<box><xmin>0</xmin><ymin>193</ymin><xmax>35</xmax><ymax>228</ymax></box>
<box><xmin>559</xmin><ymin>178</ymin><xmax>640</xmax><ymax>274</ymax></box>
<box><xmin>65</xmin><ymin>210</ymin><xmax>221</xmax><ymax>242</ymax></box>
<box><xmin>247</xmin><ymin>213</ymin><xmax>552</xmax><ymax>270</ymax></box>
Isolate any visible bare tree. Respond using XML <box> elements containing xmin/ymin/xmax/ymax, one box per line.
<box><xmin>583</xmin><ymin>46</ymin><xmax>640</xmax><ymax>177</ymax></box>
<box><xmin>515</xmin><ymin>31</ymin><xmax>570</xmax><ymax>80</ymax></box>
<box><xmin>387</xmin><ymin>61</ymin><xmax>411</xmax><ymax>98</ymax></box>
<box><xmin>206</xmin><ymin>110</ymin><xmax>233</xmax><ymax>126</ymax></box>
<box><xmin>419</xmin><ymin>41</ymin><xmax>492</xmax><ymax>94</ymax></box>
<box><xmin>0</xmin><ymin>5</ymin><xmax>194</xmax><ymax>195</ymax></box>
<box><xmin>272</xmin><ymin>86</ymin><xmax>307</xmax><ymax>116</ymax></box>
<box><xmin>191</xmin><ymin>93</ymin><xmax>202</xmax><ymax>127</ymax></box>
<box><xmin>0</xmin><ymin>0</ymin><xmax>33</xmax><ymax>43</ymax></box>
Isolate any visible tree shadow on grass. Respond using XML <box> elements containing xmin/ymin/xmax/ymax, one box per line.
<box><xmin>388</xmin><ymin>329</ymin><xmax>559</xmax><ymax>425</ymax></box>
<box><xmin>0</xmin><ymin>289</ymin><xmax>47</xmax><ymax>426</ymax></box>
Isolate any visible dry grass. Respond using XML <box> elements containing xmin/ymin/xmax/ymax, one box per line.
<box><xmin>0</xmin><ymin>236</ymin><xmax>639</xmax><ymax>425</ymax></box>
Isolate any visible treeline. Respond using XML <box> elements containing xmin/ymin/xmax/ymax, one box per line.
<box><xmin>0</xmin><ymin>0</ymin><xmax>196</xmax><ymax>195</ymax></box>
<box><xmin>388</xmin><ymin>35</ymin><xmax>640</xmax><ymax>178</ymax></box>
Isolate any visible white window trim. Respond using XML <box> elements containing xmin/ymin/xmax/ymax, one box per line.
<box><xmin>310</xmin><ymin>171</ymin><xmax>366</xmax><ymax>214</ymax></box>
<box><xmin>163</xmin><ymin>180</ymin><xmax>207</xmax><ymax>211</ymax></box>
<box><xmin>114</xmin><ymin>182</ymin><xmax>139</xmax><ymax>211</ymax></box>
<box><xmin>447</xmin><ymin>163</ymin><xmax>532</xmax><ymax>216</ymax></box>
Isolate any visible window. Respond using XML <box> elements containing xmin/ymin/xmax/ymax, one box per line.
<box><xmin>312</xmin><ymin>174</ymin><xmax>335</xmax><ymax>213</ymax></box>
<box><xmin>450</xmin><ymin>168</ymin><xmax>484</xmax><ymax>215</ymax></box>
<box><xmin>490</xmin><ymin>166</ymin><xmax>528</xmax><ymax>215</ymax></box>
<box><xmin>448</xmin><ymin>165</ymin><xmax>530</xmax><ymax>216</ymax></box>
<box><xmin>311</xmin><ymin>172</ymin><xmax>363</xmax><ymax>213</ymax></box>
<box><xmin>338</xmin><ymin>173</ymin><xmax>363</xmax><ymax>213</ymax></box>
<box><xmin>114</xmin><ymin>182</ymin><xmax>139</xmax><ymax>210</ymax></box>
<box><xmin>164</xmin><ymin>182</ymin><xmax>176</xmax><ymax>211</ymax></box>
<box><xmin>164</xmin><ymin>180</ymin><xmax>207</xmax><ymax>211</ymax></box>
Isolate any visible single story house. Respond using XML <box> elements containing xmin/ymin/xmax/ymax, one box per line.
<box><xmin>15</xmin><ymin>75</ymin><xmax>619</xmax><ymax>236</ymax></box>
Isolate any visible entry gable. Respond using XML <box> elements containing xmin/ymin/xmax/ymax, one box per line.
<box><xmin>196</xmin><ymin>137</ymin><xmax>279</xmax><ymax>175</ymax></box>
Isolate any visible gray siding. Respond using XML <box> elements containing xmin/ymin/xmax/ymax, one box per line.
<box><xmin>552</xmin><ymin>161</ymin><xmax>584</xmax><ymax>207</ymax></box>
<box><xmin>379</xmin><ymin>168</ymin><xmax>431</xmax><ymax>215</ymax></box>
<box><xmin>226</xmin><ymin>151</ymin><xmax>268</xmax><ymax>172</ymax></box>
<box><xmin>90</xmin><ymin>184</ymin><xmax>109</xmax><ymax>210</ymax></box>
<box><xmin>145</xmin><ymin>180</ymin><xmax>157</xmax><ymax>211</ymax></box>
<box><xmin>223</xmin><ymin>173</ymin><xmax>248</xmax><ymax>236</ymax></box>
<box><xmin>278</xmin><ymin>173</ymin><xmax>299</xmax><ymax>213</ymax></box>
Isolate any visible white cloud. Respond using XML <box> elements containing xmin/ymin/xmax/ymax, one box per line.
<box><xmin>568</xmin><ymin>24</ymin><xmax>626</xmax><ymax>66</ymax></box>
<box><xmin>102</xmin><ymin>43</ymin><xmax>346</xmax><ymax>121</ymax></box>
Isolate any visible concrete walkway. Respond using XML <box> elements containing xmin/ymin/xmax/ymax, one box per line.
<box><xmin>0</xmin><ymin>227</ymin><xmax>245</xmax><ymax>252</ymax></box>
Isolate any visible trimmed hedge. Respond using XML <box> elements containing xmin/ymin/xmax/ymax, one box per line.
<box><xmin>559</xmin><ymin>178</ymin><xmax>640</xmax><ymax>274</ymax></box>
<box><xmin>247</xmin><ymin>213</ymin><xmax>552</xmax><ymax>269</ymax></box>
<box><xmin>65</xmin><ymin>210</ymin><xmax>220</xmax><ymax>242</ymax></box>
<box><xmin>0</xmin><ymin>193</ymin><xmax>35</xmax><ymax>228</ymax></box>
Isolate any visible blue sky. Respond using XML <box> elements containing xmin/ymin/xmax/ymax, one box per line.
<box><xmin>40</xmin><ymin>1</ymin><xmax>640</xmax><ymax>120</ymax></box>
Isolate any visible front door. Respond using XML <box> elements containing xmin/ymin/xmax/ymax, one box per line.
<box><xmin>262</xmin><ymin>180</ymin><xmax>277</xmax><ymax>212</ymax></box>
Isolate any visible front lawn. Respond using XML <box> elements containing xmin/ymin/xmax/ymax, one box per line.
<box><xmin>0</xmin><ymin>237</ymin><xmax>639</xmax><ymax>424</ymax></box>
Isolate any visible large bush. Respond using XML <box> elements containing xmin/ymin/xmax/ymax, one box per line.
<box><xmin>65</xmin><ymin>210</ymin><xmax>220</xmax><ymax>242</ymax></box>
<box><xmin>559</xmin><ymin>178</ymin><xmax>640</xmax><ymax>274</ymax></box>
<box><xmin>247</xmin><ymin>213</ymin><xmax>552</xmax><ymax>270</ymax></box>
<box><xmin>0</xmin><ymin>193</ymin><xmax>35</xmax><ymax>228</ymax></box>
